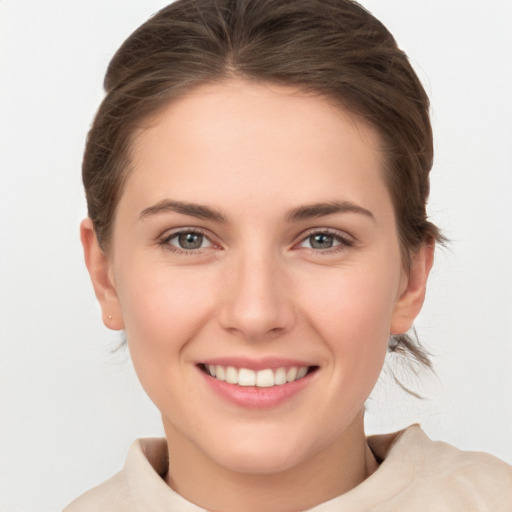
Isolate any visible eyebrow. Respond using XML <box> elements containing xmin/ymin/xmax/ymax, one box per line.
<box><xmin>139</xmin><ymin>200</ymin><xmax>227</xmax><ymax>223</ymax></box>
<box><xmin>285</xmin><ymin>200</ymin><xmax>375</xmax><ymax>223</ymax></box>
<box><xmin>139</xmin><ymin>198</ymin><xmax>374</xmax><ymax>224</ymax></box>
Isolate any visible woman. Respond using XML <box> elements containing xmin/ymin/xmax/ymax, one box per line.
<box><xmin>64</xmin><ymin>0</ymin><xmax>512</xmax><ymax>510</ymax></box>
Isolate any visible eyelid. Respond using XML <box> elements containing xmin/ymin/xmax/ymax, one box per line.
<box><xmin>294</xmin><ymin>227</ymin><xmax>355</xmax><ymax>251</ymax></box>
<box><xmin>158</xmin><ymin>226</ymin><xmax>220</xmax><ymax>253</ymax></box>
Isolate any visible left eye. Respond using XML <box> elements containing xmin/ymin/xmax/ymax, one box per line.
<box><xmin>166</xmin><ymin>231</ymin><xmax>212</xmax><ymax>250</ymax></box>
<box><xmin>300</xmin><ymin>232</ymin><xmax>347</xmax><ymax>250</ymax></box>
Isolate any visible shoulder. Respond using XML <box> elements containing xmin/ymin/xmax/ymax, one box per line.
<box><xmin>62</xmin><ymin>438</ymin><xmax>169</xmax><ymax>512</ymax></box>
<box><xmin>373</xmin><ymin>425</ymin><xmax>512</xmax><ymax>511</ymax></box>
<box><xmin>62</xmin><ymin>471</ymin><xmax>132</xmax><ymax>512</ymax></box>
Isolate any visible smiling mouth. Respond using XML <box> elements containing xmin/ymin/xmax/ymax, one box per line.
<box><xmin>198</xmin><ymin>364</ymin><xmax>318</xmax><ymax>388</ymax></box>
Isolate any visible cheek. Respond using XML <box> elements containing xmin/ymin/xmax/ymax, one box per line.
<box><xmin>307</xmin><ymin>264</ymin><xmax>397</xmax><ymax>331</ymax></box>
<box><xmin>301</xmin><ymin>264</ymin><xmax>398</xmax><ymax>377</ymax></box>
<box><xmin>114</xmin><ymin>263</ymin><xmax>216</xmax><ymax>372</ymax></box>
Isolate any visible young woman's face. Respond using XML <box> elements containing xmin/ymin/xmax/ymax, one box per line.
<box><xmin>87</xmin><ymin>80</ymin><xmax>428</xmax><ymax>475</ymax></box>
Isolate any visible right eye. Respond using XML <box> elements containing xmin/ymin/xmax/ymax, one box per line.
<box><xmin>161</xmin><ymin>230</ymin><xmax>213</xmax><ymax>252</ymax></box>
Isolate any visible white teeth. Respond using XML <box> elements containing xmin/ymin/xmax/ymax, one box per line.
<box><xmin>256</xmin><ymin>369</ymin><xmax>275</xmax><ymax>387</ymax></box>
<box><xmin>286</xmin><ymin>367</ymin><xmax>298</xmax><ymax>383</ymax></box>
<box><xmin>297</xmin><ymin>367</ymin><xmax>308</xmax><ymax>379</ymax></box>
<box><xmin>225</xmin><ymin>366</ymin><xmax>237</xmax><ymax>384</ymax></box>
<box><xmin>215</xmin><ymin>365</ymin><xmax>225</xmax><ymax>381</ymax></box>
<box><xmin>274</xmin><ymin>367</ymin><xmax>287</xmax><ymax>385</ymax></box>
<box><xmin>206</xmin><ymin>365</ymin><xmax>311</xmax><ymax>387</ymax></box>
<box><xmin>238</xmin><ymin>368</ymin><xmax>256</xmax><ymax>386</ymax></box>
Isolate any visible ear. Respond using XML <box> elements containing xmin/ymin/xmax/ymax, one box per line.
<box><xmin>80</xmin><ymin>218</ymin><xmax>124</xmax><ymax>330</ymax></box>
<box><xmin>390</xmin><ymin>242</ymin><xmax>435</xmax><ymax>335</ymax></box>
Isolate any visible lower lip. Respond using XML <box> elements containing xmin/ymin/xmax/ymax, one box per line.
<box><xmin>198</xmin><ymin>367</ymin><xmax>316</xmax><ymax>409</ymax></box>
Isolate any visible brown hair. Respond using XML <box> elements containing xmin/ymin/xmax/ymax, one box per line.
<box><xmin>83</xmin><ymin>0</ymin><xmax>442</xmax><ymax>372</ymax></box>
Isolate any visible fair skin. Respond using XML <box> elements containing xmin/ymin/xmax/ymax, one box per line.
<box><xmin>82</xmin><ymin>80</ymin><xmax>433</xmax><ymax>512</ymax></box>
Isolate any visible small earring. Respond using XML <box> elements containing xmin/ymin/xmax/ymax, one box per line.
<box><xmin>108</xmin><ymin>314</ymin><xmax>112</xmax><ymax>320</ymax></box>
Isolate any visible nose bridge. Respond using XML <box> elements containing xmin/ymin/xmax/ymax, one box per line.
<box><xmin>219</xmin><ymin>243</ymin><xmax>294</xmax><ymax>340</ymax></box>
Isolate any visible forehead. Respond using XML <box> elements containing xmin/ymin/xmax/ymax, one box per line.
<box><xmin>124</xmin><ymin>80</ymin><xmax>390</xmax><ymax>218</ymax></box>
<box><xmin>135</xmin><ymin>80</ymin><xmax>383</xmax><ymax>157</ymax></box>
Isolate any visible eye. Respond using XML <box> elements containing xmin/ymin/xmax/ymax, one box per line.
<box><xmin>303</xmin><ymin>233</ymin><xmax>337</xmax><ymax>249</ymax></box>
<box><xmin>299</xmin><ymin>230</ymin><xmax>353</xmax><ymax>251</ymax></box>
<box><xmin>163</xmin><ymin>230</ymin><xmax>213</xmax><ymax>251</ymax></box>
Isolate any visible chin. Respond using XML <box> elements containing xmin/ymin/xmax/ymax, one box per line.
<box><xmin>214</xmin><ymin>445</ymin><xmax>306</xmax><ymax>475</ymax></box>
<box><xmin>201</xmin><ymin>424</ymin><xmax>319</xmax><ymax>475</ymax></box>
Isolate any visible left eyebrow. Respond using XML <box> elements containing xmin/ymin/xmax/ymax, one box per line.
<box><xmin>285</xmin><ymin>200</ymin><xmax>375</xmax><ymax>223</ymax></box>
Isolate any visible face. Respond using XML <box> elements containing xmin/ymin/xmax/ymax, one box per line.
<box><xmin>83</xmin><ymin>80</ymin><xmax>430</xmax><ymax>476</ymax></box>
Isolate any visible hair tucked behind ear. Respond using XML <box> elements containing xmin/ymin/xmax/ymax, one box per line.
<box><xmin>83</xmin><ymin>0</ymin><xmax>444</xmax><ymax>384</ymax></box>
<box><xmin>387</xmin><ymin>331</ymin><xmax>433</xmax><ymax>398</ymax></box>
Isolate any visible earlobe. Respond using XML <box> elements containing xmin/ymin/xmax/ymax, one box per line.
<box><xmin>80</xmin><ymin>218</ymin><xmax>124</xmax><ymax>330</ymax></box>
<box><xmin>390</xmin><ymin>242</ymin><xmax>435</xmax><ymax>335</ymax></box>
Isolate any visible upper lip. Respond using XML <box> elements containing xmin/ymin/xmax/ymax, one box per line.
<box><xmin>198</xmin><ymin>357</ymin><xmax>316</xmax><ymax>371</ymax></box>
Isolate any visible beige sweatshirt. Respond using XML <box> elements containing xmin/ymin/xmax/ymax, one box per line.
<box><xmin>64</xmin><ymin>425</ymin><xmax>512</xmax><ymax>511</ymax></box>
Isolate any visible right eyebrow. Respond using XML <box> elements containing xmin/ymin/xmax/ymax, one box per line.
<box><xmin>139</xmin><ymin>199</ymin><xmax>227</xmax><ymax>223</ymax></box>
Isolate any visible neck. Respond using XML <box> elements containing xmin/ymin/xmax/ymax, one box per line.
<box><xmin>163</xmin><ymin>411</ymin><xmax>378</xmax><ymax>512</ymax></box>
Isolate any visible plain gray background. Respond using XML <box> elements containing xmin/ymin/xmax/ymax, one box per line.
<box><xmin>1</xmin><ymin>1</ymin><xmax>511</xmax><ymax>510</ymax></box>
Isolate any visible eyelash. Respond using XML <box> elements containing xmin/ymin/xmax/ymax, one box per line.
<box><xmin>158</xmin><ymin>227</ymin><xmax>354</xmax><ymax>255</ymax></box>
<box><xmin>158</xmin><ymin>228</ymin><xmax>215</xmax><ymax>255</ymax></box>
<box><xmin>297</xmin><ymin>228</ymin><xmax>354</xmax><ymax>254</ymax></box>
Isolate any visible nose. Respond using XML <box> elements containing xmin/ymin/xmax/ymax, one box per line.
<box><xmin>218</xmin><ymin>250</ymin><xmax>296</xmax><ymax>342</ymax></box>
